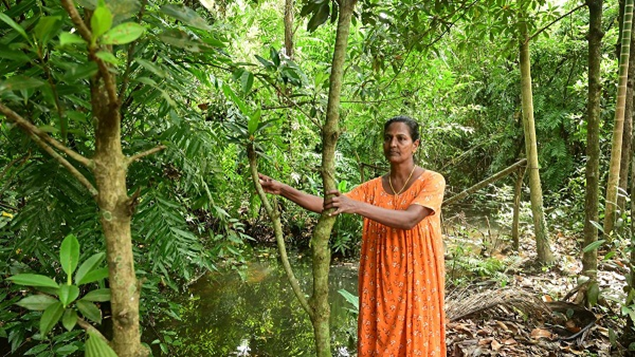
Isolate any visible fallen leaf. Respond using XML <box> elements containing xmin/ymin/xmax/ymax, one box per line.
<box><xmin>531</xmin><ymin>328</ymin><xmax>553</xmax><ymax>340</ymax></box>
<box><xmin>491</xmin><ymin>339</ymin><xmax>503</xmax><ymax>351</ymax></box>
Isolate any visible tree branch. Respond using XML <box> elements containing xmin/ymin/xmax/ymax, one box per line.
<box><xmin>127</xmin><ymin>145</ymin><xmax>167</xmax><ymax>165</ymax></box>
<box><xmin>528</xmin><ymin>3</ymin><xmax>587</xmax><ymax>43</ymax></box>
<box><xmin>0</xmin><ymin>102</ymin><xmax>93</xmax><ymax>168</ymax></box>
<box><xmin>29</xmin><ymin>133</ymin><xmax>98</xmax><ymax>197</ymax></box>
<box><xmin>60</xmin><ymin>0</ymin><xmax>92</xmax><ymax>43</ymax></box>
<box><xmin>92</xmin><ymin>54</ymin><xmax>119</xmax><ymax>105</ymax></box>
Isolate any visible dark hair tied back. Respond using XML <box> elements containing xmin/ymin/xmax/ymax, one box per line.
<box><xmin>384</xmin><ymin>116</ymin><xmax>420</xmax><ymax>142</ymax></box>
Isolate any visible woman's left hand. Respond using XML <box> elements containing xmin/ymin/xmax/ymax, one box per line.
<box><xmin>323</xmin><ymin>190</ymin><xmax>358</xmax><ymax>216</ymax></box>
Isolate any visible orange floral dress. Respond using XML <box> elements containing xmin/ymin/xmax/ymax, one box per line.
<box><xmin>345</xmin><ymin>170</ymin><xmax>446</xmax><ymax>357</ymax></box>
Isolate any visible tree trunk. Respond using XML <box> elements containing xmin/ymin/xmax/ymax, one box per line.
<box><xmin>90</xmin><ymin>81</ymin><xmax>144</xmax><ymax>357</ymax></box>
<box><xmin>512</xmin><ymin>165</ymin><xmax>526</xmax><ymax>251</ymax></box>
<box><xmin>618</xmin><ymin>18</ymin><xmax>635</xmax><ymax>221</ymax></box>
<box><xmin>582</xmin><ymin>0</ymin><xmax>604</xmax><ymax>278</ymax></box>
<box><xmin>284</xmin><ymin>0</ymin><xmax>294</xmax><ymax>60</ymax></box>
<box><xmin>310</xmin><ymin>1</ymin><xmax>357</xmax><ymax>356</ymax></box>
<box><xmin>518</xmin><ymin>19</ymin><xmax>554</xmax><ymax>264</ymax></box>
<box><xmin>604</xmin><ymin>0</ymin><xmax>634</xmax><ymax>237</ymax></box>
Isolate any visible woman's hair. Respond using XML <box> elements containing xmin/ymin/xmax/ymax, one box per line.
<box><xmin>384</xmin><ymin>116</ymin><xmax>420</xmax><ymax>142</ymax></box>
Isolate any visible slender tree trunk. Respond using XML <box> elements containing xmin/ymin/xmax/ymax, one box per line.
<box><xmin>519</xmin><ymin>20</ymin><xmax>555</xmax><ymax>264</ymax></box>
<box><xmin>90</xmin><ymin>82</ymin><xmax>144</xmax><ymax>357</ymax></box>
<box><xmin>310</xmin><ymin>1</ymin><xmax>356</xmax><ymax>355</ymax></box>
<box><xmin>512</xmin><ymin>165</ymin><xmax>526</xmax><ymax>251</ymax></box>
<box><xmin>284</xmin><ymin>0</ymin><xmax>294</xmax><ymax>59</ymax></box>
<box><xmin>618</xmin><ymin>19</ymin><xmax>635</xmax><ymax>219</ymax></box>
<box><xmin>582</xmin><ymin>0</ymin><xmax>604</xmax><ymax>278</ymax></box>
<box><xmin>604</xmin><ymin>0</ymin><xmax>634</xmax><ymax>237</ymax></box>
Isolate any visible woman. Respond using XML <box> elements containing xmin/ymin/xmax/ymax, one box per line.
<box><xmin>259</xmin><ymin>116</ymin><xmax>446</xmax><ymax>356</ymax></box>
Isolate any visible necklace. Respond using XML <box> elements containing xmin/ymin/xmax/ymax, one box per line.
<box><xmin>389</xmin><ymin>165</ymin><xmax>416</xmax><ymax>196</ymax></box>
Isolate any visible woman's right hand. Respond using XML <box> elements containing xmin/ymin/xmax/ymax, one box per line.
<box><xmin>258</xmin><ymin>173</ymin><xmax>284</xmax><ymax>195</ymax></box>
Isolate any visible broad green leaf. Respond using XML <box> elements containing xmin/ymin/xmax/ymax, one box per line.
<box><xmin>85</xmin><ymin>330</ymin><xmax>117</xmax><ymax>357</ymax></box>
<box><xmin>95</xmin><ymin>51</ymin><xmax>120</xmax><ymax>65</ymax></box>
<box><xmin>24</xmin><ymin>344</ymin><xmax>48</xmax><ymax>355</ymax></box>
<box><xmin>91</xmin><ymin>6</ymin><xmax>113</xmax><ymax>40</ymax></box>
<box><xmin>77</xmin><ymin>267</ymin><xmax>109</xmax><ymax>285</ymax></box>
<box><xmin>240</xmin><ymin>71</ymin><xmax>254</xmax><ymax>95</ymax></box>
<box><xmin>248</xmin><ymin>108</ymin><xmax>260</xmax><ymax>135</ymax></box>
<box><xmin>59</xmin><ymin>32</ymin><xmax>86</xmax><ymax>46</ymax></box>
<box><xmin>54</xmin><ymin>343</ymin><xmax>78</xmax><ymax>355</ymax></box>
<box><xmin>34</xmin><ymin>16</ymin><xmax>61</xmax><ymax>45</ymax></box>
<box><xmin>582</xmin><ymin>239</ymin><xmax>605</xmax><ymax>253</ymax></box>
<box><xmin>63</xmin><ymin>62</ymin><xmax>99</xmax><ymax>81</ymax></box>
<box><xmin>75</xmin><ymin>253</ymin><xmax>105</xmax><ymax>285</ymax></box>
<box><xmin>0</xmin><ymin>13</ymin><xmax>30</xmax><ymax>42</ymax></box>
<box><xmin>0</xmin><ymin>77</ymin><xmax>44</xmax><ymax>93</ymax></box>
<box><xmin>159</xmin><ymin>30</ymin><xmax>200</xmax><ymax>52</ymax></box>
<box><xmin>307</xmin><ymin>2</ymin><xmax>330</xmax><ymax>32</ymax></box>
<box><xmin>101</xmin><ymin>22</ymin><xmax>145</xmax><ymax>45</ymax></box>
<box><xmin>16</xmin><ymin>294</ymin><xmax>58</xmax><ymax>311</ymax></box>
<box><xmin>40</xmin><ymin>301</ymin><xmax>64</xmax><ymax>336</ymax></box>
<box><xmin>161</xmin><ymin>4</ymin><xmax>211</xmax><ymax>31</ymax></box>
<box><xmin>62</xmin><ymin>308</ymin><xmax>78</xmax><ymax>331</ymax></box>
<box><xmin>60</xmin><ymin>234</ymin><xmax>80</xmax><ymax>283</ymax></box>
<box><xmin>82</xmin><ymin>289</ymin><xmax>111</xmax><ymax>302</ymax></box>
<box><xmin>8</xmin><ymin>274</ymin><xmax>59</xmax><ymax>288</ymax></box>
<box><xmin>58</xmin><ymin>285</ymin><xmax>80</xmax><ymax>307</ymax></box>
<box><xmin>76</xmin><ymin>300</ymin><xmax>101</xmax><ymax>324</ymax></box>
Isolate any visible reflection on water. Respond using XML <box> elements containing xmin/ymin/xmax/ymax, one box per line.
<box><xmin>167</xmin><ymin>254</ymin><xmax>359</xmax><ymax>356</ymax></box>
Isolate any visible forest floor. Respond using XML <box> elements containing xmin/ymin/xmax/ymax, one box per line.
<box><xmin>444</xmin><ymin>213</ymin><xmax>628</xmax><ymax>357</ymax></box>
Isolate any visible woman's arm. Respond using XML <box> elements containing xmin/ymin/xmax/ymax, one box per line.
<box><xmin>323</xmin><ymin>190</ymin><xmax>432</xmax><ymax>230</ymax></box>
<box><xmin>259</xmin><ymin>173</ymin><xmax>324</xmax><ymax>213</ymax></box>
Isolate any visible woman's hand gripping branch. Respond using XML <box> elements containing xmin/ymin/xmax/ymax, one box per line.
<box><xmin>323</xmin><ymin>190</ymin><xmax>358</xmax><ymax>216</ymax></box>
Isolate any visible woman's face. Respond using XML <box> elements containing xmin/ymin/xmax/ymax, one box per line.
<box><xmin>383</xmin><ymin>122</ymin><xmax>420</xmax><ymax>164</ymax></box>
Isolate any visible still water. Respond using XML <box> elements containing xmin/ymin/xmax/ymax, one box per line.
<box><xmin>165</xmin><ymin>253</ymin><xmax>359</xmax><ymax>356</ymax></box>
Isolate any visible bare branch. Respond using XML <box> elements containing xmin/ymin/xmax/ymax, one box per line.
<box><xmin>29</xmin><ymin>133</ymin><xmax>98</xmax><ymax>197</ymax></box>
<box><xmin>92</xmin><ymin>56</ymin><xmax>119</xmax><ymax>105</ymax></box>
<box><xmin>528</xmin><ymin>3</ymin><xmax>586</xmax><ymax>43</ymax></box>
<box><xmin>127</xmin><ymin>145</ymin><xmax>167</xmax><ymax>165</ymax></box>
<box><xmin>60</xmin><ymin>0</ymin><xmax>92</xmax><ymax>43</ymax></box>
<box><xmin>0</xmin><ymin>102</ymin><xmax>93</xmax><ymax>168</ymax></box>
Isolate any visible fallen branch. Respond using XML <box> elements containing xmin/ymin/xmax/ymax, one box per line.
<box><xmin>446</xmin><ymin>288</ymin><xmax>550</xmax><ymax>322</ymax></box>
<box><xmin>443</xmin><ymin>158</ymin><xmax>527</xmax><ymax>206</ymax></box>
<box><xmin>127</xmin><ymin>145</ymin><xmax>167</xmax><ymax>165</ymax></box>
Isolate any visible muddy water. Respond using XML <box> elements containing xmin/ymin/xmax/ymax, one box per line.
<box><xmin>165</xmin><ymin>253</ymin><xmax>359</xmax><ymax>356</ymax></box>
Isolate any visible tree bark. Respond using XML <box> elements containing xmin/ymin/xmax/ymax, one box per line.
<box><xmin>310</xmin><ymin>1</ymin><xmax>356</xmax><ymax>356</ymax></box>
<box><xmin>582</xmin><ymin>0</ymin><xmax>604</xmax><ymax>277</ymax></box>
<box><xmin>618</xmin><ymin>18</ymin><xmax>635</xmax><ymax>220</ymax></box>
<box><xmin>284</xmin><ymin>0</ymin><xmax>294</xmax><ymax>60</ymax></box>
<box><xmin>512</xmin><ymin>165</ymin><xmax>526</xmax><ymax>251</ymax></box>
<box><xmin>519</xmin><ymin>17</ymin><xmax>554</xmax><ymax>264</ymax></box>
<box><xmin>604</xmin><ymin>0</ymin><xmax>634</xmax><ymax>237</ymax></box>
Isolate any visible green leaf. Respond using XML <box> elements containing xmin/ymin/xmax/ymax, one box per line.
<box><xmin>269</xmin><ymin>47</ymin><xmax>280</xmax><ymax>67</ymax></box>
<box><xmin>101</xmin><ymin>22</ymin><xmax>145</xmax><ymax>45</ymax></box>
<box><xmin>75</xmin><ymin>253</ymin><xmax>105</xmax><ymax>285</ymax></box>
<box><xmin>58</xmin><ymin>285</ymin><xmax>80</xmax><ymax>307</ymax></box>
<box><xmin>136</xmin><ymin>58</ymin><xmax>165</xmax><ymax>78</ymax></box>
<box><xmin>582</xmin><ymin>239</ymin><xmax>605</xmax><ymax>253</ymax></box>
<box><xmin>24</xmin><ymin>344</ymin><xmax>48</xmax><ymax>355</ymax></box>
<box><xmin>16</xmin><ymin>294</ymin><xmax>58</xmax><ymax>311</ymax></box>
<box><xmin>0</xmin><ymin>13</ymin><xmax>30</xmax><ymax>42</ymax></box>
<box><xmin>248</xmin><ymin>108</ymin><xmax>260</xmax><ymax>135</ymax></box>
<box><xmin>34</xmin><ymin>16</ymin><xmax>62</xmax><ymax>45</ymax></box>
<box><xmin>8</xmin><ymin>274</ymin><xmax>59</xmax><ymax>289</ymax></box>
<box><xmin>95</xmin><ymin>51</ymin><xmax>120</xmax><ymax>65</ymax></box>
<box><xmin>55</xmin><ymin>343</ymin><xmax>78</xmax><ymax>356</ymax></box>
<box><xmin>76</xmin><ymin>300</ymin><xmax>102</xmax><ymax>324</ymax></box>
<box><xmin>91</xmin><ymin>6</ymin><xmax>113</xmax><ymax>40</ymax></box>
<box><xmin>60</xmin><ymin>234</ymin><xmax>80</xmax><ymax>283</ymax></box>
<box><xmin>85</xmin><ymin>330</ymin><xmax>117</xmax><ymax>357</ymax></box>
<box><xmin>59</xmin><ymin>32</ymin><xmax>86</xmax><ymax>46</ymax></box>
<box><xmin>240</xmin><ymin>71</ymin><xmax>254</xmax><ymax>94</ymax></box>
<box><xmin>161</xmin><ymin>4</ymin><xmax>211</xmax><ymax>31</ymax></box>
<box><xmin>77</xmin><ymin>267</ymin><xmax>109</xmax><ymax>286</ymax></box>
<box><xmin>82</xmin><ymin>289</ymin><xmax>111</xmax><ymax>302</ymax></box>
<box><xmin>40</xmin><ymin>301</ymin><xmax>64</xmax><ymax>336</ymax></box>
<box><xmin>62</xmin><ymin>308</ymin><xmax>78</xmax><ymax>331</ymax></box>
<box><xmin>0</xmin><ymin>77</ymin><xmax>45</xmax><ymax>93</ymax></box>
<box><xmin>307</xmin><ymin>2</ymin><xmax>330</xmax><ymax>32</ymax></box>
